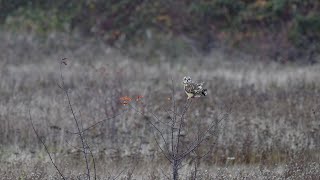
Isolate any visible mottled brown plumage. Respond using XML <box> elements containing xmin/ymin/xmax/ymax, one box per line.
<box><xmin>183</xmin><ymin>76</ymin><xmax>207</xmax><ymax>99</ymax></box>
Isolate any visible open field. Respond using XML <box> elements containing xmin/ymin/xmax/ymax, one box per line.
<box><xmin>0</xmin><ymin>31</ymin><xmax>320</xmax><ymax>179</ymax></box>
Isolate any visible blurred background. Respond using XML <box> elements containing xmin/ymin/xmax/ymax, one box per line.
<box><xmin>1</xmin><ymin>0</ymin><xmax>320</xmax><ymax>179</ymax></box>
<box><xmin>1</xmin><ymin>0</ymin><xmax>320</xmax><ymax>62</ymax></box>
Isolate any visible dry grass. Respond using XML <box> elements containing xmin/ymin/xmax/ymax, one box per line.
<box><xmin>0</xmin><ymin>31</ymin><xmax>319</xmax><ymax>179</ymax></box>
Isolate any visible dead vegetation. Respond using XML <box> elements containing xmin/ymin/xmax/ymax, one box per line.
<box><xmin>0</xmin><ymin>32</ymin><xmax>319</xmax><ymax>179</ymax></box>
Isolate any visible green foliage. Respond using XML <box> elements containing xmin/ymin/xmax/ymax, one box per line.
<box><xmin>5</xmin><ymin>7</ymin><xmax>68</xmax><ymax>33</ymax></box>
<box><xmin>269</xmin><ymin>0</ymin><xmax>287</xmax><ymax>15</ymax></box>
<box><xmin>289</xmin><ymin>13</ymin><xmax>320</xmax><ymax>51</ymax></box>
<box><xmin>189</xmin><ymin>0</ymin><xmax>245</xmax><ymax>32</ymax></box>
<box><xmin>2</xmin><ymin>0</ymin><xmax>80</xmax><ymax>33</ymax></box>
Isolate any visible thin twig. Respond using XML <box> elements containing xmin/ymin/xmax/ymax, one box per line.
<box><xmin>79</xmin><ymin>109</ymin><xmax>97</xmax><ymax>180</ymax></box>
<box><xmin>170</xmin><ymin>77</ymin><xmax>177</xmax><ymax>125</ymax></box>
<box><xmin>29</xmin><ymin>110</ymin><xmax>66</xmax><ymax>180</ymax></box>
<box><xmin>179</xmin><ymin>140</ymin><xmax>218</xmax><ymax>170</ymax></box>
<box><xmin>170</xmin><ymin>77</ymin><xmax>177</xmax><ymax>155</ymax></box>
<box><xmin>59</xmin><ymin>60</ymin><xmax>91</xmax><ymax>179</ymax></box>
<box><xmin>129</xmin><ymin>104</ymin><xmax>170</xmax><ymax>153</ymax></box>
<box><xmin>161</xmin><ymin>107</ymin><xmax>183</xmax><ymax>119</ymax></box>
<box><xmin>160</xmin><ymin>167</ymin><xmax>171</xmax><ymax>180</ymax></box>
<box><xmin>64</xmin><ymin>139</ymin><xmax>85</xmax><ymax>153</ymax></box>
<box><xmin>179</xmin><ymin>112</ymin><xmax>228</xmax><ymax>161</ymax></box>
<box><xmin>86</xmin><ymin>141</ymin><xmax>97</xmax><ymax>180</ymax></box>
<box><xmin>140</xmin><ymin>103</ymin><xmax>175</xmax><ymax>128</ymax></box>
<box><xmin>112</xmin><ymin>167</ymin><xmax>126</xmax><ymax>180</ymax></box>
<box><xmin>171</xmin><ymin>78</ymin><xmax>179</xmax><ymax>154</ymax></box>
<box><xmin>66</xmin><ymin>111</ymin><xmax>127</xmax><ymax>135</ymax></box>
<box><xmin>153</xmin><ymin>133</ymin><xmax>172</xmax><ymax>163</ymax></box>
<box><xmin>176</xmin><ymin>99</ymin><xmax>192</xmax><ymax>156</ymax></box>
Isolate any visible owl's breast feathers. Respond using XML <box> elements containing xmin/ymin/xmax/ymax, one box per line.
<box><xmin>184</xmin><ymin>83</ymin><xmax>198</xmax><ymax>93</ymax></box>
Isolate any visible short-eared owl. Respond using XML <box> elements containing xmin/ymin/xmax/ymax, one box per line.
<box><xmin>183</xmin><ymin>76</ymin><xmax>207</xmax><ymax>99</ymax></box>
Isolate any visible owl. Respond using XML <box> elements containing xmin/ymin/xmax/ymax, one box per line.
<box><xmin>182</xmin><ymin>76</ymin><xmax>207</xmax><ymax>99</ymax></box>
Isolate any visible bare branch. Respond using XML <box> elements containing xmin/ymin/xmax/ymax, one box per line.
<box><xmin>79</xmin><ymin>109</ymin><xmax>97</xmax><ymax>180</ymax></box>
<box><xmin>59</xmin><ymin>59</ymin><xmax>91</xmax><ymax>179</ymax></box>
<box><xmin>176</xmin><ymin>99</ymin><xmax>192</xmax><ymax>155</ymax></box>
<box><xmin>140</xmin><ymin>102</ymin><xmax>175</xmax><ymax>129</ymax></box>
<box><xmin>153</xmin><ymin>133</ymin><xmax>172</xmax><ymax>163</ymax></box>
<box><xmin>160</xmin><ymin>167</ymin><xmax>171</xmax><ymax>180</ymax></box>
<box><xmin>64</xmin><ymin>139</ymin><xmax>85</xmax><ymax>153</ymax></box>
<box><xmin>129</xmin><ymin>104</ymin><xmax>171</xmax><ymax>153</ymax></box>
<box><xmin>170</xmin><ymin>77</ymin><xmax>177</xmax><ymax>125</ymax></box>
<box><xmin>179</xmin><ymin>112</ymin><xmax>228</xmax><ymax>161</ymax></box>
<box><xmin>66</xmin><ymin>111</ymin><xmax>127</xmax><ymax>135</ymax></box>
<box><xmin>169</xmin><ymin>77</ymin><xmax>178</xmax><ymax>157</ymax></box>
<box><xmin>29</xmin><ymin>110</ymin><xmax>66</xmax><ymax>180</ymax></box>
<box><xmin>179</xmin><ymin>140</ymin><xmax>218</xmax><ymax>170</ymax></box>
<box><xmin>85</xmin><ymin>141</ymin><xmax>97</xmax><ymax>180</ymax></box>
<box><xmin>111</xmin><ymin>167</ymin><xmax>126</xmax><ymax>180</ymax></box>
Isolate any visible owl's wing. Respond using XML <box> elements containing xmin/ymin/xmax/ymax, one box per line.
<box><xmin>185</xmin><ymin>83</ymin><xmax>199</xmax><ymax>94</ymax></box>
<box><xmin>196</xmin><ymin>82</ymin><xmax>204</xmax><ymax>89</ymax></box>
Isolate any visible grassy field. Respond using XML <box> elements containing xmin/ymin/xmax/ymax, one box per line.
<box><xmin>0</xmin><ymin>31</ymin><xmax>320</xmax><ymax>179</ymax></box>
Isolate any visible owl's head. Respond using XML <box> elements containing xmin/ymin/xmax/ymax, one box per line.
<box><xmin>183</xmin><ymin>76</ymin><xmax>192</xmax><ymax>84</ymax></box>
